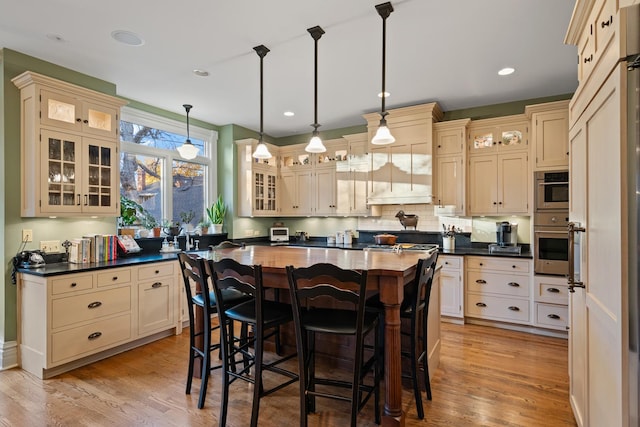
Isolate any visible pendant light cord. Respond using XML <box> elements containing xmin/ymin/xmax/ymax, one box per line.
<box><xmin>253</xmin><ymin>45</ymin><xmax>270</xmax><ymax>141</ymax></box>
<box><xmin>308</xmin><ymin>26</ymin><xmax>325</xmax><ymax>135</ymax></box>
<box><xmin>376</xmin><ymin>2</ymin><xmax>394</xmax><ymax>122</ymax></box>
<box><xmin>183</xmin><ymin>104</ymin><xmax>192</xmax><ymax>142</ymax></box>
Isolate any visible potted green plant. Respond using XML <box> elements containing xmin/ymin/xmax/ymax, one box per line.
<box><xmin>119</xmin><ymin>195</ymin><xmax>145</xmax><ymax>236</ymax></box>
<box><xmin>207</xmin><ymin>195</ymin><xmax>227</xmax><ymax>233</ymax></box>
<box><xmin>198</xmin><ymin>217</ymin><xmax>212</xmax><ymax>234</ymax></box>
<box><xmin>180</xmin><ymin>209</ymin><xmax>196</xmax><ymax>231</ymax></box>
<box><xmin>141</xmin><ymin>212</ymin><xmax>161</xmax><ymax>237</ymax></box>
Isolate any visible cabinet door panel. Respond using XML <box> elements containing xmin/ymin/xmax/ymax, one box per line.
<box><xmin>535</xmin><ymin>110</ymin><xmax>569</xmax><ymax>169</ymax></box>
<box><xmin>40</xmin><ymin>129</ymin><xmax>82</xmax><ymax>214</ymax></box>
<box><xmin>40</xmin><ymin>90</ymin><xmax>82</xmax><ymax>132</ymax></box>
<box><xmin>138</xmin><ymin>279</ymin><xmax>175</xmax><ymax>335</ymax></box>
<box><xmin>498</xmin><ymin>152</ymin><xmax>528</xmax><ymax>213</ymax></box>
<box><xmin>468</xmin><ymin>155</ymin><xmax>497</xmax><ymax>214</ymax></box>
<box><xmin>279</xmin><ymin>172</ymin><xmax>296</xmax><ymax>215</ymax></box>
<box><xmin>82</xmin><ymin>138</ymin><xmax>118</xmax><ymax>214</ymax></box>
<box><xmin>436</xmin><ymin>155</ymin><xmax>463</xmax><ymax>214</ymax></box>
<box><xmin>315</xmin><ymin>167</ymin><xmax>336</xmax><ymax>215</ymax></box>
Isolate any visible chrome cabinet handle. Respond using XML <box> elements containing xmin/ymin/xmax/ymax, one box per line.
<box><xmin>568</xmin><ymin>222</ymin><xmax>586</xmax><ymax>293</ymax></box>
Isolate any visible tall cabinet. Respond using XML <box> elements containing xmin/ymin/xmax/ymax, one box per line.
<box><xmin>236</xmin><ymin>138</ymin><xmax>279</xmax><ymax>217</ymax></box>
<box><xmin>12</xmin><ymin>71</ymin><xmax>127</xmax><ymax>217</ymax></box>
<box><xmin>564</xmin><ymin>1</ymin><xmax>634</xmax><ymax>426</ymax></box>
<box><xmin>433</xmin><ymin>119</ymin><xmax>470</xmax><ymax>216</ymax></box>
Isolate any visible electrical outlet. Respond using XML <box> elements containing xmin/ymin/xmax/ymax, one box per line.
<box><xmin>22</xmin><ymin>229</ymin><xmax>33</xmax><ymax>242</ymax></box>
<box><xmin>40</xmin><ymin>240</ymin><xmax>61</xmax><ymax>253</ymax></box>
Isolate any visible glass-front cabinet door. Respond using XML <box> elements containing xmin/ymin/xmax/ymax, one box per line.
<box><xmin>40</xmin><ymin>129</ymin><xmax>81</xmax><ymax>214</ymax></box>
<box><xmin>39</xmin><ymin>130</ymin><xmax>117</xmax><ymax>215</ymax></box>
<box><xmin>82</xmin><ymin>138</ymin><xmax>118</xmax><ymax>214</ymax></box>
<box><xmin>40</xmin><ymin>90</ymin><xmax>118</xmax><ymax>139</ymax></box>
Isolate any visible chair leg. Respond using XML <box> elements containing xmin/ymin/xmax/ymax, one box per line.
<box><xmin>410</xmin><ymin>311</ymin><xmax>424</xmax><ymax>419</ymax></box>
<box><xmin>186</xmin><ymin>325</ymin><xmax>195</xmax><ymax>395</ymax></box>
<box><xmin>218</xmin><ymin>342</ymin><xmax>230</xmax><ymax>427</ymax></box>
<box><xmin>421</xmin><ymin>310</ymin><xmax>432</xmax><ymax>401</ymax></box>
<box><xmin>297</xmin><ymin>327</ymin><xmax>310</xmax><ymax>427</ymax></box>
<box><xmin>308</xmin><ymin>330</ymin><xmax>316</xmax><ymax>413</ymax></box>
<box><xmin>250</xmin><ymin>323</ymin><xmax>263</xmax><ymax>427</ymax></box>
<box><xmin>198</xmin><ymin>320</ymin><xmax>211</xmax><ymax>409</ymax></box>
<box><xmin>374</xmin><ymin>319</ymin><xmax>381</xmax><ymax>425</ymax></box>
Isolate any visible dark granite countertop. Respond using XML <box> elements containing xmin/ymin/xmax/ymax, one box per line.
<box><xmin>18</xmin><ymin>236</ymin><xmax>532</xmax><ymax>278</ymax></box>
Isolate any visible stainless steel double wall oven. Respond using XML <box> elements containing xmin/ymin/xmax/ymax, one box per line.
<box><xmin>534</xmin><ymin>170</ymin><xmax>569</xmax><ymax>276</ymax></box>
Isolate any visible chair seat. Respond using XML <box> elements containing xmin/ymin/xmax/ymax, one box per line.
<box><xmin>192</xmin><ymin>288</ymin><xmax>251</xmax><ymax>308</ymax></box>
<box><xmin>226</xmin><ymin>300</ymin><xmax>293</xmax><ymax>328</ymax></box>
<box><xmin>302</xmin><ymin>308</ymin><xmax>378</xmax><ymax>335</ymax></box>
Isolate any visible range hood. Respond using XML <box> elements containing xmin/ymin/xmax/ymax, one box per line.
<box><xmin>363</xmin><ymin>102</ymin><xmax>442</xmax><ymax>206</ymax></box>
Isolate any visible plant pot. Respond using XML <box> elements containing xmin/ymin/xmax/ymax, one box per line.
<box><xmin>212</xmin><ymin>224</ymin><xmax>223</xmax><ymax>234</ymax></box>
<box><xmin>152</xmin><ymin>227</ymin><xmax>161</xmax><ymax>237</ymax></box>
<box><xmin>374</xmin><ymin>234</ymin><xmax>397</xmax><ymax>245</ymax></box>
<box><xmin>201</xmin><ymin>226</ymin><xmax>209</xmax><ymax>235</ymax></box>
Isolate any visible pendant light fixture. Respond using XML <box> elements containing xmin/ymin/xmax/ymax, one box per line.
<box><xmin>177</xmin><ymin>104</ymin><xmax>199</xmax><ymax>159</ymax></box>
<box><xmin>371</xmin><ymin>2</ymin><xmax>395</xmax><ymax>145</ymax></box>
<box><xmin>252</xmin><ymin>44</ymin><xmax>273</xmax><ymax>159</ymax></box>
<box><xmin>305</xmin><ymin>25</ymin><xmax>327</xmax><ymax>153</ymax></box>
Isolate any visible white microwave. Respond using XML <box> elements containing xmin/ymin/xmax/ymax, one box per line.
<box><xmin>270</xmin><ymin>227</ymin><xmax>289</xmax><ymax>242</ymax></box>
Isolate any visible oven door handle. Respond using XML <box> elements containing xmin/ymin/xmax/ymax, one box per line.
<box><xmin>567</xmin><ymin>222</ymin><xmax>586</xmax><ymax>293</ymax></box>
<box><xmin>534</xmin><ymin>230</ymin><xmax>568</xmax><ymax>234</ymax></box>
<box><xmin>538</xmin><ymin>181</ymin><xmax>569</xmax><ymax>186</ymax></box>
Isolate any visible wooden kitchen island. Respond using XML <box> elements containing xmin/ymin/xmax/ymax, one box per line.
<box><xmin>204</xmin><ymin>245</ymin><xmax>441</xmax><ymax>427</ymax></box>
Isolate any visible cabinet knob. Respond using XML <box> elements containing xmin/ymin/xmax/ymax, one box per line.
<box><xmin>475</xmin><ymin>302</ymin><xmax>487</xmax><ymax>307</ymax></box>
<box><xmin>70</xmin><ymin>282</ymin><xmax>77</xmax><ymax>287</ymax></box>
<box><xmin>512</xmin><ymin>265</ymin><xmax>516</xmax><ymax>269</ymax></box>
<box><xmin>83</xmin><ymin>119</ymin><xmax>89</xmax><ymax>124</ymax></box>
<box><xmin>493</xmin><ymin>202</ymin><xmax>497</xmax><ymax>205</ymax></box>
<box><xmin>508</xmin><ymin>306</ymin><xmax>520</xmax><ymax>311</ymax></box>
<box><xmin>155</xmin><ymin>270</ymin><xmax>160</xmax><ymax>274</ymax></box>
<box><xmin>479</xmin><ymin>262</ymin><xmax>484</xmax><ymax>266</ymax></box>
<box><xmin>112</xmin><ymin>276</ymin><xmax>118</xmax><ymax>281</ymax></box>
<box><xmin>76</xmin><ymin>118</ymin><xmax>82</xmax><ymax>122</ymax></box>
<box><xmin>444</xmin><ymin>261</ymin><xmax>449</xmax><ymax>265</ymax></box>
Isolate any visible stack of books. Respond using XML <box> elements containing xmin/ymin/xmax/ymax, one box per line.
<box><xmin>69</xmin><ymin>235</ymin><xmax>118</xmax><ymax>263</ymax></box>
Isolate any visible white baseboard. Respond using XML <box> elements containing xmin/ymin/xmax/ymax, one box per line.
<box><xmin>0</xmin><ymin>340</ymin><xmax>18</xmax><ymax>370</ymax></box>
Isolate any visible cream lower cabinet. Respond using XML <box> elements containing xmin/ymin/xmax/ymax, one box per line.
<box><xmin>533</xmin><ymin>275</ymin><xmax>569</xmax><ymax>331</ymax></box>
<box><xmin>18</xmin><ymin>260</ymin><xmax>179</xmax><ymax>379</ymax></box>
<box><xmin>465</xmin><ymin>256</ymin><xmax>531</xmax><ymax>325</ymax></box>
<box><xmin>438</xmin><ymin>255</ymin><xmax>464</xmax><ymax>319</ymax></box>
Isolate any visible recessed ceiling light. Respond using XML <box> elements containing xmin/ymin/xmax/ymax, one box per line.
<box><xmin>498</xmin><ymin>67</ymin><xmax>515</xmax><ymax>76</ymax></box>
<box><xmin>46</xmin><ymin>34</ymin><xmax>66</xmax><ymax>42</ymax></box>
<box><xmin>111</xmin><ymin>30</ymin><xmax>144</xmax><ymax>46</ymax></box>
<box><xmin>377</xmin><ymin>91</ymin><xmax>390</xmax><ymax>98</ymax></box>
<box><xmin>284</xmin><ymin>111</ymin><xmax>295</xmax><ymax>117</ymax></box>
<box><xmin>193</xmin><ymin>69</ymin><xmax>209</xmax><ymax>77</ymax></box>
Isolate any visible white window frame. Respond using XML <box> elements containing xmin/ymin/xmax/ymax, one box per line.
<box><xmin>119</xmin><ymin>106</ymin><xmax>218</xmax><ymax>222</ymax></box>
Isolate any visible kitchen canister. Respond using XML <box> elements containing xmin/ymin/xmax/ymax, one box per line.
<box><xmin>335</xmin><ymin>231</ymin><xmax>344</xmax><ymax>244</ymax></box>
<box><xmin>443</xmin><ymin>236</ymin><xmax>455</xmax><ymax>252</ymax></box>
<box><xmin>327</xmin><ymin>235</ymin><xmax>336</xmax><ymax>244</ymax></box>
<box><xmin>343</xmin><ymin>230</ymin><xmax>353</xmax><ymax>245</ymax></box>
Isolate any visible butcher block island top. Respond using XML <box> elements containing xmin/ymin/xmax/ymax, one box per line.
<box><xmin>204</xmin><ymin>245</ymin><xmax>441</xmax><ymax>426</ymax></box>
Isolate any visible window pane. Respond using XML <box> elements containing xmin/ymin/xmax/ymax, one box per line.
<box><xmin>120</xmin><ymin>120</ymin><xmax>205</xmax><ymax>154</ymax></box>
<box><xmin>172</xmin><ymin>160</ymin><xmax>205</xmax><ymax>228</ymax></box>
<box><xmin>120</xmin><ymin>153</ymin><xmax>163</xmax><ymax>224</ymax></box>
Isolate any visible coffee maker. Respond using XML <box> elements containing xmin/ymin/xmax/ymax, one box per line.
<box><xmin>496</xmin><ymin>221</ymin><xmax>518</xmax><ymax>246</ymax></box>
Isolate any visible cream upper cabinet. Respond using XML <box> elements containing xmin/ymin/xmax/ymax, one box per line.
<box><xmin>339</xmin><ymin>133</ymin><xmax>371</xmax><ymax>216</ymax></box>
<box><xmin>468</xmin><ymin>115</ymin><xmax>529</xmax><ymax>155</ymax></box>
<box><xmin>12</xmin><ymin>71</ymin><xmax>126</xmax><ymax>217</ymax></box>
<box><xmin>433</xmin><ymin>119</ymin><xmax>469</xmax><ymax>216</ymax></box>
<box><xmin>236</xmin><ymin>138</ymin><xmax>279</xmax><ymax>217</ymax></box>
<box><xmin>40</xmin><ymin>89</ymin><xmax>119</xmax><ymax>139</ymax></box>
<box><xmin>525</xmin><ymin>100</ymin><xmax>570</xmax><ymax>170</ymax></box>
<box><xmin>468</xmin><ymin>152</ymin><xmax>529</xmax><ymax>215</ymax></box>
<box><xmin>363</xmin><ymin>103</ymin><xmax>443</xmax><ymax>205</ymax></box>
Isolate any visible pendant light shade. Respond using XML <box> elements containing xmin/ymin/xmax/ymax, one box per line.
<box><xmin>177</xmin><ymin>104</ymin><xmax>199</xmax><ymax>159</ymax></box>
<box><xmin>252</xmin><ymin>44</ymin><xmax>273</xmax><ymax>160</ymax></box>
<box><xmin>305</xmin><ymin>26</ymin><xmax>327</xmax><ymax>154</ymax></box>
<box><xmin>371</xmin><ymin>2</ymin><xmax>395</xmax><ymax>146</ymax></box>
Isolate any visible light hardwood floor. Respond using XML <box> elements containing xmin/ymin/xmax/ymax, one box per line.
<box><xmin>0</xmin><ymin>323</ymin><xmax>577</xmax><ymax>426</ymax></box>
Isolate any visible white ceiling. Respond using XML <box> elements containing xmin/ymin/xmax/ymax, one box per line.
<box><xmin>0</xmin><ymin>0</ymin><xmax>578</xmax><ymax>138</ymax></box>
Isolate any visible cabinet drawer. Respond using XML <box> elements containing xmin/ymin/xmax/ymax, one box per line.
<box><xmin>51</xmin><ymin>274</ymin><xmax>94</xmax><ymax>295</ymax></box>
<box><xmin>97</xmin><ymin>268</ymin><xmax>131</xmax><ymax>287</ymax></box>
<box><xmin>466</xmin><ymin>257</ymin><xmax>530</xmax><ymax>273</ymax></box>
<box><xmin>50</xmin><ymin>313</ymin><xmax>131</xmax><ymax>364</ymax></box>
<box><xmin>138</xmin><ymin>262</ymin><xmax>174</xmax><ymax>280</ymax></box>
<box><xmin>534</xmin><ymin>280</ymin><xmax>569</xmax><ymax>304</ymax></box>
<box><xmin>438</xmin><ymin>256</ymin><xmax>461</xmax><ymax>270</ymax></box>
<box><xmin>535</xmin><ymin>303</ymin><xmax>568</xmax><ymax>330</ymax></box>
<box><xmin>467</xmin><ymin>271</ymin><xmax>530</xmax><ymax>297</ymax></box>
<box><xmin>51</xmin><ymin>286</ymin><xmax>131</xmax><ymax>329</ymax></box>
<box><xmin>466</xmin><ymin>293</ymin><xmax>530</xmax><ymax>323</ymax></box>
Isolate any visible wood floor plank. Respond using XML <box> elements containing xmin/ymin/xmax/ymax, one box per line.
<box><xmin>0</xmin><ymin>323</ymin><xmax>577</xmax><ymax>426</ymax></box>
